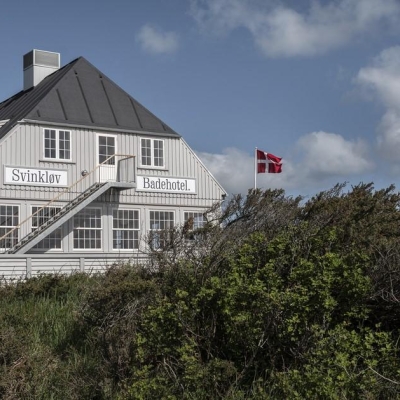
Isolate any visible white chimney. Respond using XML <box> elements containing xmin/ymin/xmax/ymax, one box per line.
<box><xmin>23</xmin><ymin>49</ymin><xmax>60</xmax><ymax>91</ymax></box>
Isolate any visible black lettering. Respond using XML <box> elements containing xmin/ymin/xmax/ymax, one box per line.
<box><xmin>12</xmin><ymin>169</ymin><xmax>19</xmax><ymax>181</ymax></box>
<box><xmin>38</xmin><ymin>171</ymin><xmax>45</xmax><ymax>183</ymax></box>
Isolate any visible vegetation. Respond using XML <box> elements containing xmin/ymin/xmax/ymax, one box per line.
<box><xmin>1</xmin><ymin>183</ymin><xmax>400</xmax><ymax>399</ymax></box>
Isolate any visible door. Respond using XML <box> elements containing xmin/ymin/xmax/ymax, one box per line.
<box><xmin>97</xmin><ymin>134</ymin><xmax>117</xmax><ymax>182</ymax></box>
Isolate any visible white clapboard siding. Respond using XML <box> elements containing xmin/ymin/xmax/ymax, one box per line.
<box><xmin>0</xmin><ymin>123</ymin><xmax>225</xmax><ymax>206</ymax></box>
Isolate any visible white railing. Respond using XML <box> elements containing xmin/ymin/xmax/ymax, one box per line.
<box><xmin>0</xmin><ymin>154</ymin><xmax>135</xmax><ymax>252</ymax></box>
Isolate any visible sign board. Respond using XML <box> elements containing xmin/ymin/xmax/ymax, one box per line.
<box><xmin>4</xmin><ymin>166</ymin><xmax>68</xmax><ymax>187</ymax></box>
<box><xmin>137</xmin><ymin>176</ymin><xmax>196</xmax><ymax>194</ymax></box>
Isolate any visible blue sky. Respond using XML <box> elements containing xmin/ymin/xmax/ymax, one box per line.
<box><xmin>1</xmin><ymin>0</ymin><xmax>400</xmax><ymax>198</ymax></box>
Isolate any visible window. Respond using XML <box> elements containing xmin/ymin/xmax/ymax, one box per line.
<box><xmin>32</xmin><ymin>206</ymin><xmax>62</xmax><ymax>249</ymax></box>
<box><xmin>184</xmin><ymin>212</ymin><xmax>206</xmax><ymax>230</ymax></box>
<box><xmin>184</xmin><ymin>212</ymin><xmax>207</xmax><ymax>240</ymax></box>
<box><xmin>73</xmin><ymin>208</ymin><xmax>102</xmax><ymax>249</ymax></box>
<box><xmin>141</xmin><ymin>138</ymin><xmax>164</xmax><ymax>167</ymax></box>
<box><xmin>149</xmin><ymin>211</ymin><xmax>174</xmax><ymax>249</ymax></box>
<box><xmin>44</xmin><ymin>129</ymin><xmax>71</xmax><ymax>160</ymax></box>
<box><xmin>98</xmin><ymin>135</ymin><xmax>116</xmax><ymax>165</ymax></box>
<box><xmin>0</xmin><ymin>205</ymin><xmax>19</xmax><ymax>249</ymax></box>
<box><xmin>112</xmin><ymin>209</ymin><xmax>140</xmax><ymax>250</ymax></box>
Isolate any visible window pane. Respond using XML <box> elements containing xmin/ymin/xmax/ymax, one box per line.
<box><xmin>98</xmin><ymin>136</ymin><xmax>115</xmax><ymax>165</ymax></box>
<box><xmin>32</xmin><ymin>206</ymin><xmax>62</xmax><ymax>249</ymax></box>
<box><xmin>154</xmin><ymin>140</ymin><xmax>164</xmax><ymax>167</ymax></box>
<box><xmin>112</xmin><ymin>209</ymin><xmax>139</xmax><ymax>250</ymax></box>
<box><xmin>184</xmin><ymin>212</ymin><xmax>206</xmax><ymax>230</ymax></box>
<box><xmin>184</xmin><ymin>212</ymin><xmax>206</xmax><ymax>241</ymax></box>
<box><xmin>149</xmin><ymin>210</ymin><xmax>174</xmax><ymax>249</ymax></box>
<box><xmin>73</xmin><ymin>209</ymin><xmax>102</xmax><ymax>249</ymax></box>
<box><xmin>59</xmin><ymin>130</ymin><xmax>71</xmax><ymax>160</ymax></box>
<box><xmin>44</xmin><ymin>129</ymin><xmax>57</xmax><ymax>159</ymax></box>
<box><xmin>141</xmin><ymin>139</ymin><xmax>151</xmax><ymax>166</ymax></box>
<box><xmin>141</xmin><ymin>138</ymin><xmax>164</xmax><ymax>167</ymax></box>
<box><xmin>44</xmin><ymin>129</ymin><xmax>71</xmax><ymax>160</ymax></box>
<box><xmin>0</xmin><ymin>206</ymin><xmax>19</xmax><ymax>249</ymax></box>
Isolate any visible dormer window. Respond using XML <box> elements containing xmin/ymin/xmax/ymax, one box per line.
<box><xmin>44</xmin><ymin>129</ymin><xmax>71</xmax><ymax>161</ymax></box>
<box><xmin>141</xmin><ymin>138</ymin><xmax>164</xmax><ymax>168</ymax></box>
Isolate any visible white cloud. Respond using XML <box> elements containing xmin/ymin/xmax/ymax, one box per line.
<box><xmin>196</xmin><ymin>148</ymin><xmax>256</xmax><ymax>195</ymax></box>
<box><xmin>377</xmin><ymin>110</ymin><xmax>400</xmax><ymax>160</ymax></box>
<box><xmin>357</xmin><ymin>46</ymin><xmax>400</xmax><ymax>108</ymax></box>
<box><xmin>197</xmin><ymin>132</ymin><xmax>372</xmax><ymax>195</ymax></box>
<box><xmin>296</xmin><ymin>131</ymin><xmax>373</xmax><ymax>178</ymax></box>
<box><xmin>137</xmin><ymin>25</ymin><xmax>179</xmax><ymax>54</ymax></box>
<box><xmin>189</xmin><ymin>0</ymin><xmax>400</xmax><ymax>57</ymax></box>
<box><xmin>356</xmin><ymin>46</ymin><xmax>400</xmax><ymax>161</ymax></box>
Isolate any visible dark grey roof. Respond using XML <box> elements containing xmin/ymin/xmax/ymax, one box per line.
<box><xmin>0</xmin><ymin>57</ymin><xmax>179</xmax><ymax>138</ymax></box>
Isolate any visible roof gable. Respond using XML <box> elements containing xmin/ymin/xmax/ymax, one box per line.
<box><xmin>0</xmin><ymin>57</ymin><xmax>179</xmax><ymax>138</ymax></box>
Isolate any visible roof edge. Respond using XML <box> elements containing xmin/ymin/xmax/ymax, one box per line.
<box><xmin>20</xmin><ymin>118</ymin><xmax>182</xmax><ymax>138</ymax></box>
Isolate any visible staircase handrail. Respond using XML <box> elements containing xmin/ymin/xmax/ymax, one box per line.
<box><xmin>0</xmin><ymin>154</ymin><xmax>135</xmax><ymax>250</ymax></box>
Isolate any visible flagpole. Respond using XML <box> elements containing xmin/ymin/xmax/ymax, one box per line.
<box><xmin>254</xmin><ymin>147</ymin><xmax>257</xmax><ymax>190</ymax></box>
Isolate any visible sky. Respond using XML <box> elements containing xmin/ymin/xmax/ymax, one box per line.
<box><xmin>1</xmin><ymin>0</ymin><xmax>400</xmax><ymax>198</ymax></box>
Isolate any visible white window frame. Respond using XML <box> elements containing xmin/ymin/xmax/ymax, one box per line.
<box><xmin>73</xmin><ymin>208</ymin><xmax>102</xmax><ymax>250</ymax></box>
<box><xmin>112</xmin><ymin>209</ymin><xmax>140</xmax><ymax>251</ymax></box>
<box><xmin>184</xmin><ymin>212</ymin><xmax>207</xmax><ymax>230</ymax></box>
<box><xmin>31</xmin><ymin>206</ymin><xmax>63</xmax><ymax>250</ymax></box>
<box><xmin>183</xmin><ymin>211</ymin><xmax>207</xmax><ymax>241</ymax></box>
<box><xmin>43</xmin><ymin>128</ymin><xmax>72</xmax><ymax>161</ymax></box>
<box><xmin>149</xmin><ymin>210</ymin><xmax>175</xmax><ymax>249</ymax></box>
<box><xmin>0</xmin><ymin>205</ymin><xmax>19</xmax><ymax>250</ymax></box>
<box><xmin>97</xmin><ymin>133</ymin><xmax>117</xmax><ymax>165</ymax></box>
<box><xmin>140</xmin><ymin>138</ymin><xmax>165</xmax><ymax>168</ymax></box>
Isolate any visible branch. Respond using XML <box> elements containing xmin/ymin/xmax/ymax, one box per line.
<box><xmin>368</xmin><ymin>366</ymin><xmax>400</xmax><ymax>385</ymax></box>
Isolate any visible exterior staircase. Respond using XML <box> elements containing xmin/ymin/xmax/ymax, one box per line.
<box><xmin>7</xmin><ymin>182</ymin><xmax>127</xmax><ymax>254</ymax></box>
<box><xmin>0</xmin><ymin>154</ymin><xmax>136</xmax><ymax>255</ymax></box>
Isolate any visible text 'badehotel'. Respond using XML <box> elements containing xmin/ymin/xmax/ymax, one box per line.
<box><xmin>137</xmin><ymin>176</ymin><xmax>196</xmax><ymax>194</ymax></box>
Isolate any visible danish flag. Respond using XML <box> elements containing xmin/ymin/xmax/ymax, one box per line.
<box><xmin>256</xmin><ymin>150</ymin><xmax>282</xmax><ymax>173</ymax></box>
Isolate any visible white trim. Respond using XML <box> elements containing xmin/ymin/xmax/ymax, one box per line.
<box><xmin>96</xmin><ymin>132</ymin><xmax>118</xmax><ymax>163</ymax></box>
<box><xmin>96</xmin><ymin>133</ymin><xmax>118</xmax><ymax>182</ymax></box>
<box><xmin>136</xmin><ymin>176</ymin><xmax>196</xmax><ymax>194</ymax></box>
<box><xmin>183</xmin><ymin>210</ymin><xmax>206</xmax><ymax>223</ymax></box>
<box><xmin>21</xmin><ymin>119</ymin><xmax>181</xmax><ymax>138</ymax></box>
<box><xmin>4</xmin><ymin>165</ymin><xmax>68</xmax><ymax>187</ymax></box>
<box><xmin>0</xmin><ymin>119</ymin><xmax>9</xmax><ymax>129</ymax></box>
<box><xmin>148</xmin><ymin>209</ymin><xmax>175</xmax><ymax>249</ymax></box>
<box><xmin>148</xmin><ymin>209</ymin><xmax>176</xmax><ymax>223</ymax></box>
<box><xmin>43</xmin><ymin>128</ymin><xmax>72</xmax><ymax>162</ymax></box>
<box><xmin>112</xmin><ymin>208</ymin><xmax>140</xmax><ymax>251</ymax></box>
<box><xmin>140</xmin><ymin>137</ymin><xmax>165</xmax><ymax>168</ymax></box>
<box><xmin>0</xmin><ymin>204</ymin><xmax>20</xmax><ymax>251</ymax></box>
<box><xmin>72</xmin><ymin>207</ymin><xmax>103</xmax><ymax>251</ymax></box>
<box><xmin>30</xmin><ymin>205</ymin><xmax>63</xmax><ymax>252</ymax></box>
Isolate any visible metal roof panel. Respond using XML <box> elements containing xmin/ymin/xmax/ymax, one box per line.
<box><xmin>0</xmin><ymin>56</ymin><xmax>180</xmax><ymax>138</ymax></box>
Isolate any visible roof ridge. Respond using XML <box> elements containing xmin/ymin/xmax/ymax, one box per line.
<box><xmin>0</xmin><ymin>56</ymin><xmax>180</xmax><ymax>138</ymax></box>
<box><xmin>75</xmin><ymin>57</ymin><xmax>179</xmax><ymax>136</ymax></box>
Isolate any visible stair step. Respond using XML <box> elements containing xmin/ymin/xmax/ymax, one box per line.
<box><xmin>7</xmin><ymin>182</ymin><xmax>110</xmax><ymax>253</ymax></box>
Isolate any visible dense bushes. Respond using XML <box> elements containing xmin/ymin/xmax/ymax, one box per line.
<box><xmin>1</xmin><ymin>183</ymin><xmax>400</xmax><ymax>398</ymax></box>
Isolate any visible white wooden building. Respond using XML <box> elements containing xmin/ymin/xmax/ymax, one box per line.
<box><xmin>0</xmin><ymin>50</ymin><xmax>226</xmax><ymax>279</ymax></box>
